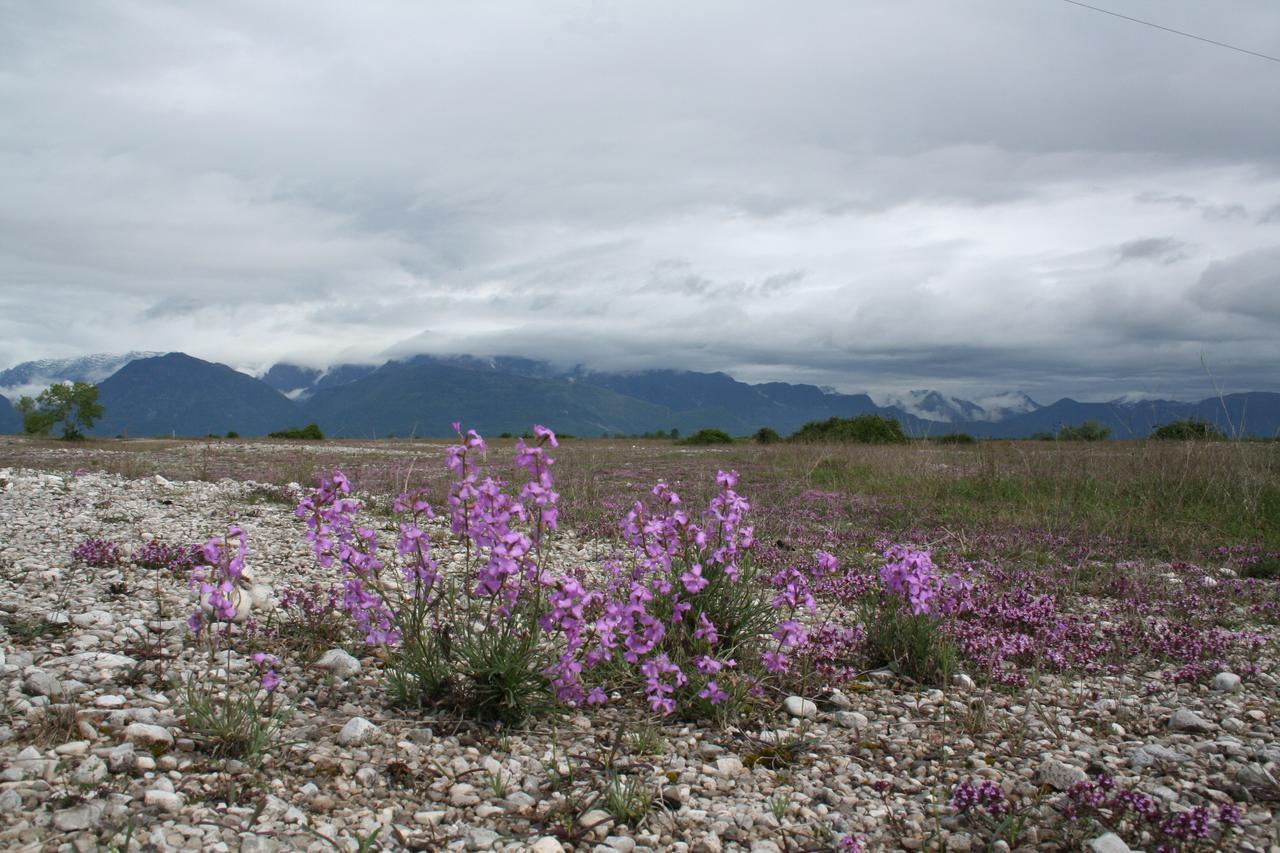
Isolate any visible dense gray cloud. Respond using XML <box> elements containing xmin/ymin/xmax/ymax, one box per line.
<box><xmin>2</xmin><ymin>0</ymin><xmax>1280</xmax><ymax>402</ymax></box>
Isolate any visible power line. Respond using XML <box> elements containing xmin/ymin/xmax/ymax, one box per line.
<box><xmin>1058</xmin><ymin>0</ymin><xmax>1280</xmax><ymax>65</ymax></box>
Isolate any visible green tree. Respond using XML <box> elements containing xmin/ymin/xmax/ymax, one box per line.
<box><xmin>790</xmin><ymin>414</ymin><xmax>909</xmax><ymax>444</ymax></box>
<box><xmin>1057</xmin><ymin>420</ymin><xmax>1112</xmax><ymax>441</ymax></box>
<box><xmin>1151</xmin><ymin>418</ymin><xmax>1225</xmax><ymax>441</ymax></box>
<box><xmin>17</xmin><ymin>382</ymin><xmax>104</xmax><ymax>440</ymax></box>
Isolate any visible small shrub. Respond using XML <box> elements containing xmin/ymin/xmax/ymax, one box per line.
<box><xmin>181</xmin><ymin>667</ymin><xmax>284</xmax><ymax>763</ymax></box>
<box><xmin>753</xmin><ymin>427</ymin><xmax>782</xmax><ymax>444</ymax></box>
<box><xmin>1152</xmin><ymin>418</ymin><xmax>1226</xmax><ymax>441</ymax></box>
<box><xmin>936</xmin><ymin>432</ymin><xmax>977</xmax><ymax>445</ymax></box>
<box><xmin>132</xmin><ymin>541</ymin><xmax>202</xmax><ymax>574</ymax></box>
<box><xmin>601</xmin><ymin>773</ymin><xmax>653</xmax><ymax>823</ymax></box>
<box><xmin>859</xmin><ymin>546</ymin><xmax>962</xmax><ymax>685</ymax></box>
<box><xmin>225</xmin><ymin>431</ymin><xmax>240</xmax><ymax>439</ymax></box>
<box><xmin>791</xmin><ymin>415</ymin><xmax>908</xmax><ymax>444</ymax></box>
<box><xmin>72</xmin><ymin>537</ymin><xmax>123</xmax><ymax>568</ymax></box>
<box><xmin>678</xmin><ymin>427</ymin><xmax>734</xmax><ymax>445</ymax></box>
<box><xmin>1058</xmin><ymin>420</ymin><xmax>1112</xmax><ymax>441</ymax></box>
<box><xmin>267</xmin><ymin>423</ymin><xmax>324</xmax><ymax>440</ymax></box>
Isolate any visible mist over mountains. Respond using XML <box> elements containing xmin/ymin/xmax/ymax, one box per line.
<box><xmin>1</xmin><ymin>352</ymin><xmax>1277</xmax><ymax>440</ymax></box>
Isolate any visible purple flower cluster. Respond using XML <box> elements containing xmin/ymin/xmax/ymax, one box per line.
<box><xmin>187</xmin><ymin>526</ymin><xmax>249</xmax><ymax>634</ymax></box>
<box><xmin>950</xmin><ymin>779</ymin><xmax>1010</xmax><ymax>817</ymax></box>
<box><xmin>132</xmin><ymin>540</ymin><xmax>202</xmax><ymax>574</ymax></box>
<box><xmin>1063</xmin><ymin>774</ymin><xmax>1242</xmax><ymax>850</ymax></box>
<box><xmin>72</xmin><ymin>537</ymin><xmax>122</xmax><ymax>568</ymax></box>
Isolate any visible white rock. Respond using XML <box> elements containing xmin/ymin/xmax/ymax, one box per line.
<box><xmin>952</xmin><ymin>673</ymin><xmax>976</xmax><ymax>691</ymax></box>
<box><xmin>714</xmin><ymin>756</ymin><xmax>744</xmax><ymax>777</ymax></box>
<box><xmin>529</xmin><ymin>839</ymin><xmax>566</xmax><ymax>853</ymax></box>
<box><xmin>53</xmin><ymin>802</ymin><xmax>104</xmax><ymax>832</ymax></box>
<box><xmin>124</xmin><ymin>722</ymin><xmax>174</xmax><ymax>749</ymax></box>
<box><xmin>466</xmin><ymin>827</ymin><xmax>500</xmax><ymax>850</ymax></box>
<box><xmin>450</xmin><ymin>782</ymin><xmax>481</xmax><ymax>807</ymax></box>
<box><xmin>337</xmin><ymin>716</ymin><xmax>379</xmax><ymax>747</ymax></box>
<box><xmin>834</xmin><ymin>711</ymin><xmax>869</xmax><ymax>731</ymax></box>
<box><xmin>23</xmin><ymin>670</ymin><xmax>64</xmax><ymax>699</ymax></box>
<box><xmin>144</xmin><ymin>789</ymin><xmax>184</xmax><ymax>811</ymax></box>
<box><xmin>72</xmin><ymin>754</ymin><xmax>108</xmax><ymax>785</ymax></box>
<box><xmin>1168</xmin><ymin>708</ymin><xmax>1215</xmax><ymax>733</ymax></box>
<box><xmin>1089</xmin><ymin>832</ymin><xmax>1131</xmax><ymax>853</ymax></box>
<box><xmin>0</xmin><ymin>789</ymin><xmax>21</xmax><ymax>814</ymax></box>
<box><xmin>108</xmin><ymin>742</ymin><xmax>136</xmax><ymax>772</ymax></box>
<box><xmin>782</xmin><ymin>696</ymin><xmax>817</xmax><ymax>718</ymax></box>
<box><xmin>1038</xmin><ymin>758</ymin><xmax>1086</xmax><ymax>791</ymax></box>
<box><xmin>315</xmin><ymin>649</ymin><xmax>362</xmax><ymax>679</ymax></box>
<box><xmin>1212</xmin><ymin>672</ymin><xmax>1242</xmax><ymax>693</ymax></box>
<box><xmin>1129</xmin><ymin>744</ymin><xmax>1187</xmax><ymax>769</ymax></box>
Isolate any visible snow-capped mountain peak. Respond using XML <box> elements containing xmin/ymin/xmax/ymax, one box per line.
<box><xmin>876</xmin><ymin>389</ymin><xmax>1042</xmax><ymax>423</ymax></box>
<box><xmin>0</xmin><ymin>352</ymin><xmax>162</xmax><ymax>399</ymax></box>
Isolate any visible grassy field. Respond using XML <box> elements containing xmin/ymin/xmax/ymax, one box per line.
<box><xmin>2</xmin><ymin>434</ymin><xmax>1276</xmax><ymax>556</ymax></box>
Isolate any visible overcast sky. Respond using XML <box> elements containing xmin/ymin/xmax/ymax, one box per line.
<box><xmin>2</xmin><ymin>1</ymin><xmax>1279</xmax><ymax>402</ymax></box>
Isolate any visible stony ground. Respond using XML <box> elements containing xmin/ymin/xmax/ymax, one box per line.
<box><xmin>0</xmin><ymin>465</ymin><xmax>1277</xmax><ymax>852</ymax></box>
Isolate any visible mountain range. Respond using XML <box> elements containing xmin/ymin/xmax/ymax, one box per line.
<box><xmin>0</xmin><ymin>352</ymin><xmax>1277</xmax><ymax>439</ymax></box>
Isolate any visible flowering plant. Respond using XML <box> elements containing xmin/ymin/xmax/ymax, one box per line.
<box><xmin>180</xmin><ymin>526</ymin><xmax>287</xmax><ymax>763</ymax></box>
<box><xmin>295</xmin><ymin>424</ymin><xmax>801</xmax><ymax>722</ymax></box>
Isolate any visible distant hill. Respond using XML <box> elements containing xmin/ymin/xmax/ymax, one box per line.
<box><xmin>583</xmin><ymin>369</ymin><xmax>893</xmax><ymax>435</ymax></box>
<box><xmin>957</xmin><ymin>393</ymin><xmax>1280</xmax><ymax>439</ymax></box>
<box><xmin>261</xmin><ymin>363</ymin><xmax>378</xmax><ymax>400</ymax></box>
<box><xmin>300</xmin><ymin>356</ymin><xmax>673</xmax><ymax>437</ymax></box>
<box><xmin>93</xmin><ymin>353</ymin><xmax>298</xmax><ymax>437</ymax></box>
<box><xmin>0</xmin><ymin>395</ymin><xmax>21</xmax><ymax>434</ymax></box>
<box><xmin>2</xmin><ymin>349</ymin><xmax>1276</xmax><ymax>440</ymax></box>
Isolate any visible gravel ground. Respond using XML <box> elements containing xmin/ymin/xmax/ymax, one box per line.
<box><xmin>0</xmin><ymin>466</ymin><xmax>1276</xmax><ymax>852</ymax></box>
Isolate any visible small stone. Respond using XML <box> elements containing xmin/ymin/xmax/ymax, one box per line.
<box><xmin>604</xmin><ymin>837</ymin><xmax>636</xmax><ymax>853</ymax></box>
<box><xmin>952</xmin><ymin>673</ymin><xmax>976</xmax><ymax>691</ymax></box>
<box><xmin>692</xmin><ymin>835</ymin><xmax>723</xmax><ymax>853</ymax></box>
<box><xmin>55</xmin><ymin>740</ymin><xmax>89</xmax><ymax>757</ymax></box>
<box><xmin>108</xmin><ymin>742</ymin><xmax>136</xmax><ymax>772</ymax></box>
<box><xmin>124</xmin><ymin>723</ymin><xmax>174</xmax><ymax>749</ymax></box>
<box><xmin>948</xmin><ymin>834</ymin><xmax>973</xmax><ymax>852</ymax></box>
<box><xmin>23</xmin><ymin>671</ymin><xmax>64</xmax><ymax>699</ymax></box>
<box><xmin>1038</xmin><ymin>758</ymin><xmax>1086</xmax><ymax>791</ymax></box>
<box><xmin>1129</xmin><ymin>744</ymin><xmax>1187</xmax><ymax>769</ymax></box>
<box><xmin>1169</xmin><ymin>709</ymin><xmax>1215</xmax><ymax>734</ymax></box>
<box><xmin>0</xmin><ymin>789</ymin><xmax>21</xmax><ymax>814</ymax></box>
<box><xmin>783</xmin><ymin>696</ymin><xmax>817</xmax><ymax>718</ymax></box>
<box><xmin>95</xmin><ymin>695</ymin><xmax>127</xmax><ymax>709</ymax></box>
<box><xmin>1212</xmin><ymin>672</ymin><xmax>1242</xmax><ymax>693</ymax></box>
<box><xmin>315</xmin><ymin>649</ymin><xmax>362</xmax><ymax>679</ymax></box>
<box><xmin>53</xmin><ymin>802</ymin><xmax>103</xmax><ymax>832</ymax></box>
<box><xmin>834</xmin><ymin>711</ymin><xmax>869</xmax><ymax>731</ymax></box>
<box><xmin>337</xmin><ymin>716</ymin><xmax>379</xmax><ymax>747</ymax></box>
<box><xmin>1089</xmin><ymin>832</ymin><xmax>1131</xmax><ymax>853</ymax></box>
<box><xmin>581</xmin><ymin>809</ymin><xmax>613</xmax><ymax>838</ymax></box>
<box><xmin>1237</xmin><ymin>763</ymin><xmax>1278</xmax><ymax>789</ymax></box>
<box><xmin>450</xmin><ymin>782</ymin><xmax>481</xmax><ymax>807</ymax></box>
<box><xmin>529</xmin><ymin>839</ymin><xmax>566</xmax><ymax>853</ymax></box>
<box><xmin>144</xmin><ymin>789</ymin><xmax>184</xmax><ymax>811</ymax></box>
<box><xmin>72</xmin><ymin>754</ymin><xmax>108</xmax><ymax>786</ymax></box>
<box><xmin>414</xmin><ymin>810</ymin><xmax>447</xmax><ymax>826</ymax></box>
<box><xmin>714</xmin><ymin>756</ymin><xmax>744</xmax><ymax>777</ymax></box>
<box><xmin>466</xmin><ymin>827</ymin><xmax>499</xmax><ymax>850</ymax></box>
